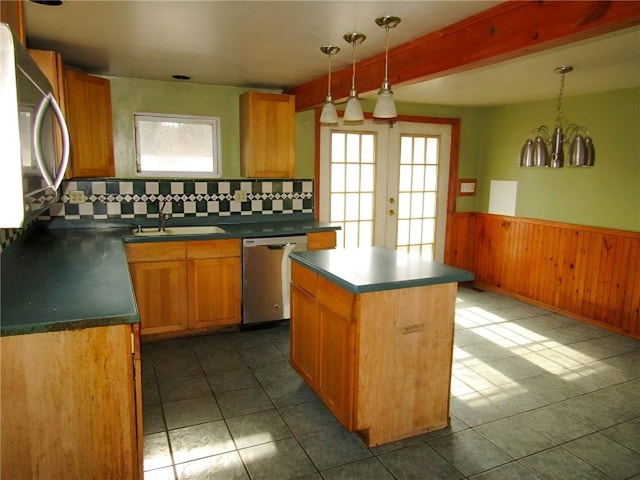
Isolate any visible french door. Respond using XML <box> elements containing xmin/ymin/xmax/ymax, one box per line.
<box><xmin>319</xmin><ymin>120</ymin><xmax>451</xmax><ymax>261</ymax></box>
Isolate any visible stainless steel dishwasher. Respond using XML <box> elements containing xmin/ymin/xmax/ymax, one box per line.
<box><xmin>242</xmin><ymin>235</ymin><xmax>308</xmax><ymax>325</ymax></box>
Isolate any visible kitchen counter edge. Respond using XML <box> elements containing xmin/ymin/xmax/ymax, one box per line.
<box><xmin>290</xmin><ymin>247</ymin><xmax>474</xmax><ymax>294</ymax></box>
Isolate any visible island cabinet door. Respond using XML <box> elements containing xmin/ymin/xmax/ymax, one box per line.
<box><xmin>290</xmin><ymin>283</ymin><xmax>319</xmax><ymax>387</ymax></box>
<box><xmin>316</xmin><ymin>278</ymin><xmax>356</xmax><ymax>430</ymax></box>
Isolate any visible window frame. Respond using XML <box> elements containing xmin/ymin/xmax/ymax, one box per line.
<box><xmin>134</xmin><ymin>112</ymin><xmax>222</xmax><ymax>178</ymax></box>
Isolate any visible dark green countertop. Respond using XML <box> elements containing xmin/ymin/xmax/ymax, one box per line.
<box><xmin>122</xmin><ymin>220</ymin><xmax>339</xmax><ymax>243</ymax></box>
<box><xmin>1</xmin><ymin>227</ymin><xmax>139</xmax><ymax>337</ymax></box>
<box><xmin>290</xmin><ymin>247</ymin><xmax>474</xmax><ymax>294</ymax></box>
<box><xmin>1</xmin><ymin>219</ymin><xmax>339</xmax><ymax>336</ymax></box>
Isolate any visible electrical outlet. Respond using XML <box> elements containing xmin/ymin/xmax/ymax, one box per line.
<box><xmin>68</xmin><ymin>190</ymin><xmax>86</xmax><ymax>204</ymax></box>
<box><xmin>234</xmin><ymin>189</ymin><xmax>248</xmax><ymax>202</ymax></box>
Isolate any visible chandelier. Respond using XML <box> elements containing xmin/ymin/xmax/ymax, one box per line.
<box><xmin>519</xmin><ymin>66</ymin><xmax>595</xmax><ymax>168</ymax></box>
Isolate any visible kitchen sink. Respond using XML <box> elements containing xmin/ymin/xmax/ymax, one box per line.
<box><xmin>132</xmin><ymin>225</ymin><xmax>227</xmax><ymax>236</ymax></box>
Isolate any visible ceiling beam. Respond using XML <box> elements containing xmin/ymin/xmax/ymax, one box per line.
<box><xmin>286</xmin><ymin>0</ymin><xmax>640</xmax><ymax>112</ymax></box>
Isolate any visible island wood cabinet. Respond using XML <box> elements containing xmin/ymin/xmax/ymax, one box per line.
<box><xmin>126</xmin><ymin>239</ymin><xmax>241</xmax><ymax>337</ymax></box>
<box><xmin>0</xmin><ymin>323</ymin><xmax>142</xmax><ymax>478</ymax></box>
<box><xmin>290</xmin><ymin>260</ymin><xmax>458</xmax><ymax>446</ymax></box>
<box><xmin>64</xmin><ymin>69</ymin><xmax>115</xmax><ymax>177</ymax></box>
<box><xmin>240</xmin><ymin>92</ymin><xmax>295</xmax><ymax>178</ymax></box>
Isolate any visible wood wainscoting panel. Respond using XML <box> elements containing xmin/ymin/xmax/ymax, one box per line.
<box><xmin>445</xmin><ymin>212</ymin><xmax>640</xmax><ymax>337</ymax></box>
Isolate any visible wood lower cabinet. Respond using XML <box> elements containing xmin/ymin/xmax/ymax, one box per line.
<box><xmin>291</xmin><ymin>260</ymin><xmax>457</xmax><ymax>447</ymax></box>
<box><xmin>290</xmin><ymin>262</ymin><xmax>356</xmax><ymax>428</ymax></box>
<box><xmin>128</xmin><ymin>260</ymin><xmax>189</xmax><ymax>335</ymax></box>
<box><xmin>187</xmin><ymin>240</ymin><xmax>241</xmax><ymax>329</ymax></box>
<box><xmin>126</xmin><ymin>239</ymin><xmax>241</xmax><ymax>338</ymax></box>
<box><xmin>0</xmin><ymin>323</ymin><xmax>142</xmax><ymax>478</ymax></box>
<box><xmin>307</xmin><ymin>230</ymin><xmax>336</xmax><ymax>250</ymax></box>
<box><xmin>290</xmin><ymin>283</ymin><xmax>319</xmax><ymax>386</ymax></box>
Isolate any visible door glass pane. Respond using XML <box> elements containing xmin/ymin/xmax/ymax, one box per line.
<box><xmin>328</xmin><ymin>131</ymin><xmax>377</xmax><ymax>248</ymax></box>
<box><xmin>395</xmin><ymin>134</ymin><xmax>441</xmax><ymax>260</ymax></box>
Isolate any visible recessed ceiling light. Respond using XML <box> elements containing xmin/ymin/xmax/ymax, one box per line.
<box><xmin>171</xmin><ymin>74</ymin><xmax>192</xmax><ymax>81</ymax></box>
<box><xmin>30</xmin><ymin>0</ymin><xmax>64</xmax><ymax>5</ymax></box>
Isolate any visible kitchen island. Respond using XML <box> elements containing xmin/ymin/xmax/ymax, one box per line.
<box><xmin>289</xmin><ymin>247</ymin><xmax>474</xmax><ymax>447</ymax></box>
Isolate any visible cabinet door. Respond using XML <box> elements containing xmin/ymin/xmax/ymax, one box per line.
<box><xmin>128</xmin><ymin>260</ymin><xmax>188</xmax><ymax>335</ymax></box>
<box><xmin>0</xmin><ymin>324</ymin><xmax>139</xmax><ymax>479</ymax></box>
<box><xmin>188</xmin><ymin>257</ymin><xmax>241</xmax><ymax>328</ymax></box>
<box><xmin>0</xmin><ymin>1</ymin><xmax>24</xmax><ymax>44</ymax></box>
<box><xmin>318</xmin><ymin>303</ymin><xmax>356</xmax><ymax>429</ymax></box>
<box><xmin>307</xmin><ymin>231</ymin><xmax>337</xmax><ymax>250</ymax></box>
<box><xmin>290</xmin><ymin>284</ymin><xmax>319</xmax><ymax>388</ymax></box>
<box><xmin>240</xmin><ymin>92</ymin><xmax>295</xmax><ymax>178</ymax></box>
<box><xmin>64</xmin><ymin>70</ymin><xmax>115</xmax><ymax>177</ymax></box>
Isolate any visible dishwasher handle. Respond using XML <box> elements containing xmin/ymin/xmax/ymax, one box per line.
<box><xmin>267</xmin><ymin>244</ymin><xmax>291</xmax><ymax>250</ymax></box>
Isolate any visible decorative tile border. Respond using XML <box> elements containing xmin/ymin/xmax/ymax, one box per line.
<box><xmin>1</xmin><ymin>178</ymin><xmax>314</xmax><ymax>250</ymax></box>
<box><xmin>42</xmin><ymin>178</ymin><xmax>314</xmax><ymax>220</ymax></box>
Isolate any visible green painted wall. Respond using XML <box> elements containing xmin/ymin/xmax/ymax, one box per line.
<box><xmin>477</xmin><ymin>87</ymin><xmax>639</xmax><ymax>231</ymax></box>
<box><xmin>108</xmin><ymin>76</ymin><xmax>638</xmax><ymax>231</ymax></box>
<box><xmin>109</xmin><ymin>77</ymin><xmax>279</xmax><ymax>178</ymax></box>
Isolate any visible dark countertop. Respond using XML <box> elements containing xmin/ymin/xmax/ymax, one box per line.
<box><xmin>1</xmin><ymin>227</ymin><xmax>139</xmax><ymax>337</ymax></box>
<box><xmin>1</xmin><ymin>219</ymin><xmax>339</xmax><ymax>336</ymax></box>
<box><xmin>122</xmin><ymin>220</ymin><xmax>339</xmax><ymax>243</ymax></box>
<box><xmin>290</xmin><ymin>247</ymin><xmax>474</xmax><ymax>294</ymax></box>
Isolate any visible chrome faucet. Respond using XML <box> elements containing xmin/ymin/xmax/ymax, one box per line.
<box><xmin>158</xmin><ymin>201</ymin><xmax>172</xmax><ymax>231</ymax></box>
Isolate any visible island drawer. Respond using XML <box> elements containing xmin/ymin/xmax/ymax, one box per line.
<box><xmin>292</xmin><ymin>261</ymin><xmax>317</xmax><ymax>295</ymax></box>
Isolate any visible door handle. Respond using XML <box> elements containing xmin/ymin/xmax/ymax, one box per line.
<box><xmin>388</xmin><ymin>209</ymin><xmax>396</xmax><ymax>216</ymax></box>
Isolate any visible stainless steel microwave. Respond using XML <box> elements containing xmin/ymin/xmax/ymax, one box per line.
<box><xmin>0</xmin><ymin>22</ymin><xmax>70</xmax><ymax>228</ymax></box>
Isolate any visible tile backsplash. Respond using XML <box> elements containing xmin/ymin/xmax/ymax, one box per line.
<box><xmin>45</xmin><ymin>178</ymin><xmax>314</xmax><ymax>220</ymax></box>
<box><xmin>1</xmin><ymin>178</ymin><xmax>314</xmax><ymax>251</ymax></box>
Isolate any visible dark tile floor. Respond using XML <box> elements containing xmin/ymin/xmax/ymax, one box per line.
<box><xmin>142</xmin><ymin>287</ymin><xmax>640</xmax><ymax>480</ymax></box>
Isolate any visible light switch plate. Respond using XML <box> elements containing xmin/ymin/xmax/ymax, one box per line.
<box><xmin>68</xmin><ymin>190</ymin><xmax>86</xmax><ymax>204</ymax></box>
<box><xmin>458</xmin><ymin>179</ymin><xmax>477</xmax><ymax>196</ymax></box>
<box><xmin>234</xmin><ymin>189</ymin><xmax>248</xmax><ymax>202</ymax></box>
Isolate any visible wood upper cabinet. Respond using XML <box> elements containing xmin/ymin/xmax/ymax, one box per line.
<box><xmin>0</xmin><ymin>0</ymin><xmax>25</xmax><ymax>44</ymax></box>
<box><xmin>64</xmin><ymin>69</ymin><xmax>115</xmax><ymax>177</ymax></box>
<box><xmin>126</xmin><ymin>239</ymin><xmax>242</xmax><ymax>338</ymax></box>
<box><xmin>187</xmin><ymin>239</ymin><xmax>241</xmax><ymax>329</ymax></box>
<box><xmin>240</xmin><ymin>92</ymin><xmax>295</xmax><ymax>178</ymax></box>
<box><xmin>0</xmin><ymin>323</ymin><xmax>141</xmax><ymax>478</ymax></box>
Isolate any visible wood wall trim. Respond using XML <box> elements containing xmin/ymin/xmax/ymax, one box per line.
<box><xmin>288</xmin><ymin>1</ymin><xmax>640</xmax><ymax>111</ymax></box>
<box><xmin>445</xmin><ymin>212</ymin><xmax>640</xmax><ymax>338</ymax></box>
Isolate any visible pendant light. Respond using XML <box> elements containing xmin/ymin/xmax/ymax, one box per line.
<box><xmin>373</xmin><ymin>15</ymin><xmax>401</xmax><ymax>119</ymax></box>
<box><xmin>343</xmin><ymin>32</ymin><xmax>366</xmax><ymax>122</ymax></box>
<box><xmin>519</xmin><ymin>66</ymin><xmax>595</xmax><ymax>168</ymax></box>
<box><xmin>319</xmin><ymin>45</ymin><xmax>340</xmax><ymax>124</ymax></box>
